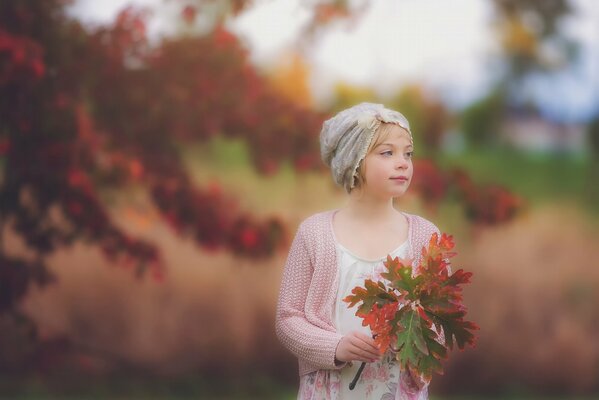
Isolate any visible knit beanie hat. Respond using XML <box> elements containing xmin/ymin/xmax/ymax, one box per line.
<box><xmin>319</xmin><ymin>102</ymin><xmax>412</xmax><ymax>193</ymax></box>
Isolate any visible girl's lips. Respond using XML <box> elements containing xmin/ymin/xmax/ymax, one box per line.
<box><xmin>391</xmin><ymin>176</ymin><xmax>409</xmax><ymax>181</ymax></box>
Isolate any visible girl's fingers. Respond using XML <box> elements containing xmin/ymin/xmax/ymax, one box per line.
<box><xmin>349</xmin><ymin>349</ymin><xmax>376</xmax><ymax>363</ymax></box>
<box><xmin>349</xmin><ymin>341</ymin><xmax>379</xmax><ymax>361</ymax></box>
<box><xmin>341</xmin><ymin>331</ymin><xmax>381</xmax><ymax>363</ymax></box>
<box><xmin>352</xmin><ymin>333</ymin><xmax>380</xmax><ymax>355</ymax></box>
<box><xmin>355</xmin><ymin>331</ymin><xmax>377</xmax><ymax>346</ymax></box>
<box><xmin>348</xmin><ymin>343</ymin><xmax>375</xmax><ymax>360</ymax></box>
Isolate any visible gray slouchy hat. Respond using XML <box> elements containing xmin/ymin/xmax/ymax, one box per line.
<box><xmin>319</xmin><ymin>102</ymin><xmax>412</xmax><ymax>193</ymax></box>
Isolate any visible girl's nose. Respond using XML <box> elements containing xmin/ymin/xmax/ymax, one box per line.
<box><xmin>395</xmin><ymin>157</ymin><xmax>408</xmax><ymax>169</ymax></box>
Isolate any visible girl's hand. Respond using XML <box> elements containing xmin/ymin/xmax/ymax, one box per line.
<box><xmin>335</xmin><ymin>331</ymin><xmax>381</xmax><ymax>363</ymax></box>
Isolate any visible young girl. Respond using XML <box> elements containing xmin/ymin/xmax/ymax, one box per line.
<box><xmin>275</xmin><ymin>102</ymin><xmax>444</xmax><ymax>400</ymax></box>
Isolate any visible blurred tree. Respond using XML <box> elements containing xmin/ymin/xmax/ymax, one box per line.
<box><xmin>491</xmin><ymin>0</ymin><xmax>575</xmax><ymax>77</ymax></box>
<box><xmin>455</xmin><ymin>2</ymin><xmax>578</xmax><ymax>157</ymax></box>
<box><xmin>330</xmin><ymin>81</ymin><xmax>378</xmax><ymax>113</ymax></box>
<box><xmin>388</xmin><ymin>85</ymin><xmax>450</xmax><ymax>157</ymax></box>
<box><xmin>490</xmin><ymin>0</ymin><xmax>576</xmax><ymax>103</ymax></box>
<box><xmin>388</xmin><ymin>86</ymin><xmax>427</xmax><ymax>152</ymax></box>
<box><xmin>0</xmin><ymin>0</ymin><xmax>328</xmax><ymax>359</ymax></box>
<box><xmin>459</xmin><ymin>87</ymin><xmax>506</xmax><ymax>149</ymax></box>
<box><xmin>267</xmin><ymin>52</ymin><xmax>314</xmax><ymax>108</ymax></box>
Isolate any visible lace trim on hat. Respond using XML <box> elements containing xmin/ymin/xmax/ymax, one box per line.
<box><xmin>350</xmin><ymin>119</ymin><xmax>381</xmax><ymax>190</ymax></box>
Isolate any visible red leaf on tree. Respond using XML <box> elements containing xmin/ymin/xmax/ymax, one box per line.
<box><xmin>240</xmin><ymin>227</ymin><xmax>259</xmax><ymax>249</ymax></box>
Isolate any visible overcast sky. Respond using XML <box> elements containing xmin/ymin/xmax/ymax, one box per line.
<box><xmin>68</xmin><ymin>0</ymin><xmax>599</xmax><ymax>122</ymax></box>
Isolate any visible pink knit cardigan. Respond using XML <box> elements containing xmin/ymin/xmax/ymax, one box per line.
<box><xmin>275</xmin><ymin>208</ymin><xmax>441</xmax><ymax>377</ymax></box>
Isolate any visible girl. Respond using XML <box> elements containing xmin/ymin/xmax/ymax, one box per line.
<box><xmin>275</xmin><ymin>102</ymin><xmax>444</xmax><ymax>399</ymax></box>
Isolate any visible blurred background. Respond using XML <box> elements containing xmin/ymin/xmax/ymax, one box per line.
<box><xmin>1</xmin><ymin>0</ymin><xmax>598</xmax><ymax>399</ymax></box>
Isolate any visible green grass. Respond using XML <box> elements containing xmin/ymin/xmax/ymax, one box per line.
<box><xmin>437</xmin><ymin>147</ymin><xmax>591</xmax><ymax>206</ymax></box>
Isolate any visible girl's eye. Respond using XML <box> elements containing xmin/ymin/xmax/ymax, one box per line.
<box><xmin>381</xmin><ymin>150</ymin><xmax>393</xmax><ymax>156</ymax></box>
<box><xmin>406</xmin><ymin>151</ymin><xmax>414</xmax><ymax>158</ymax></box>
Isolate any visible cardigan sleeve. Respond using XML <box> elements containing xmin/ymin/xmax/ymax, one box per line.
<box><xmin>275</xmin><ymin>222</ymin><xmax>345</xmax><ymax>371</ymax></box>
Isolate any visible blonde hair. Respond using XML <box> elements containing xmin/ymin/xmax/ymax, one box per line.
<box><xmin>351</xmin><ymin>123</ymin><xmax>411</xmax><ymax>192</ymax></box>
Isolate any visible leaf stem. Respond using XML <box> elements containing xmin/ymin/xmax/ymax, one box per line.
<box><xmin>349</xmin><ymin>361</ymin><xmax>366</xmax><ymax>390</ymax></box>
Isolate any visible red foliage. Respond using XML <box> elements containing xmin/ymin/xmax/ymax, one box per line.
<box><xmin>359</xmin><ymin>302</ymin><xmax>398</xmax><ymax>353</ymax></box>
<box><xmin>0</xmin><ymin>29</ymin><xmax>45</xmax><ymax>84</ymax></box>
<box><xmin>409</xmin><ymin>159</ymin><xmax>524</xmax><ymax>226</ymax></box>
<box><xmin>0</xmin><ymin>1</ymin><xmax>319</xmax><ymax>324</ymax></box>
<box><xmin>449</xmin><ymin>168</ymin><xmax>524</xmax><ymax>225</ymax></box>
<box><xmin>227</xmin><ymin>216</ymin><xmax>287</xmax><ymax>258</ymax></box>
<box><xmin>411</xmin><ymin>159</ymin><xmax>449</xmax><ymax>208</ymax></box>
<box><xmin>344</xmin><ymin>232</ymin><xmax>479</xmax><ymax>380</ymax></box>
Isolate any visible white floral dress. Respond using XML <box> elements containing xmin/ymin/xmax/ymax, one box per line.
<box><xmin>298</xmin><ymin>240</ymin><xmax>429</xmax><ymax>400</ymax></box>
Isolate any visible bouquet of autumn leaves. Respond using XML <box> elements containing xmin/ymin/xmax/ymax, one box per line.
<box><xmin>344</xmin><ymin>232</ymin><xmax>478</xmax><ymax>385</ymax></box>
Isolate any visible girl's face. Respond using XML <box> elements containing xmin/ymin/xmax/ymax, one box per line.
<box><xmin>361</xmin><ymin>125</ymin><xmax>413</xmax><ymax>199</ymax></box>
